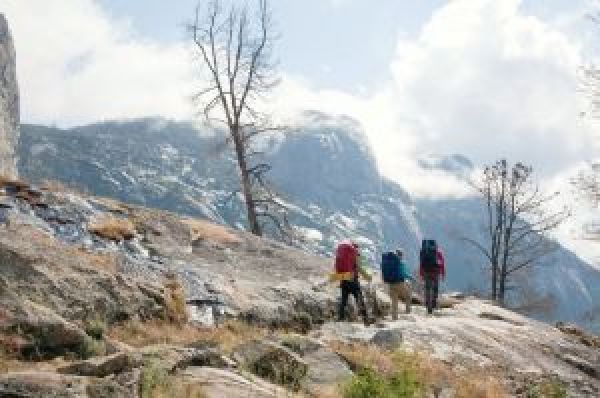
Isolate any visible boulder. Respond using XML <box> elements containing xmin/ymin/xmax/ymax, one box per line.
<box><xmin>0</xmin><ymin>372</ymin><xmax>130</xmax><ymax>398</ymax></box>
<box><xmin>5</xmin><ymin>300</ymin><xmax>89</xmax><ymax>358</ymax></box>
<box><xmin>279</xmin><ymin>333</ymin><xmax>325</xmax><ymax>356</ymax></box>
<box><xmin>180</xmin><ymin>367</ymin><xmax>288</xmax><ymax>398</ymax></box>
<box><xmin>58</xmin><ymin>352</ymin><xmax>142</xmax><ymax>378</ymax></box>
<box><xmin>277</xmin><ymin>334</ymin><xmax>353</xmax><ymax>393</ymax></box>
<box><xmin>138</xmin><ymin>344</ymin><xmax>230</xmax><ymax>371</ymax></box>
<box><xmin>232</xmin><ymin>339</ymin><xmax>308</xmax><ymax>390</ymax></box>
<box><xmin>369</xmin><ymin>328</ymin><xmax>403</xmax><ymax>350</ymax></box>
<box><xmin>302</xmin><ymin>348</ymin><xmax>354</xmax><ymax>394</ymax></box>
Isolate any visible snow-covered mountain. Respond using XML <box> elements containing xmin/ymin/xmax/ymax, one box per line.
<box><xmin>18</xmin><ymin>114</ymin><xmax>600</xmax><ymax>333</ymax></box>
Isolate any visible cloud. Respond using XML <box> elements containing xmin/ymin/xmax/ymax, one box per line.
<box><xmin>3</xmin><ymin>0</ymin><xmax>197</xmax><ymax>126</ymax></box>
<box><xmin>3</xmin><ymin>0</ymin><xmax>597</xmax><ymax>198</ymax></box>
<box><xmin>388</xmin><ymin>0</ymin><xmax>596</xmax><ymax>176</ymax></box>
<box><xmin>272</xmin><ymin>0</ymin><xmax>598</xmax><ymax>196</ymax></box>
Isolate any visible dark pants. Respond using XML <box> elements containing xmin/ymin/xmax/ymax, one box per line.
<box><xmin>424</xmin><ymin>274</ymin><xmax>439</xmax><ymax>314</ymax></box>
<box><xmin>338</xmin><ymin>280</ymin><xmax>368</xmax><ymax>322</ymax></box>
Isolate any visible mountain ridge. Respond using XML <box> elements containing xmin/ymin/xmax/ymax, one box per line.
<box><xmin>18</xmin><ymin>116</ymin><xmax>600</xmax><ymax>333</ymax></box>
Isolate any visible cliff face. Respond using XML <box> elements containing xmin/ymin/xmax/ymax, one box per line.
<box><xmin>0</xmin><ymin>14</ymin><xmax>19</xmax><ymax>177</ymax></box>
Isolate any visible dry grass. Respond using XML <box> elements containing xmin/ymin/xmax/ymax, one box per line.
<box><xmin>107</xmin><ymin>319</ymin><xmax>267</xmax><ymax>353</ymax></box>
<box><xmin>58</xmin><ymin>246</ymin><xmax>119</xmax><ymax>274</ymax></box>
<box><xmin>183</xmin><ymin>218</ymin><xmax>241</xmax><ymax>245</ymax></box>
<box><xmin>5</xmin><ymin>224</ymin><xmax>119</xmax><ymax>274</ymax></box>
<box><xmin>140</xmin><ymin>360</ymin><xmax>207</xmax><ymax>398</ymax></box>
<box><xmin>89</xmin><ymin>215</ymin><xmax>136</xmax><ymax>241</ymax></box>
<box><xmin>163</xmin><ymin>273</ymin><xmax>188</xmax><ymax>325</ymax></box>
<box><xmin>144</xmin><ymin>378</ymin><xmax>207</xmax><ymax>398</ymax></box>
<box><xmin>454</xmin><ymin>376</ymin><xmax>508</xmax><ymax>398</ymax></box>
<box><xmin>329</xmin><ymin>341</ymin><xmax>508</xmax><ymax>398</ymax></box>
<box><xmin>329</xmin><ymin>341</ymin><xmax>397</xmax><ymax>377</ymax></box>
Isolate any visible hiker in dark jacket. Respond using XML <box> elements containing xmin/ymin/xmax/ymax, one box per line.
<box><xmin>335</xmin><ymin>242</ymin><xmax>372</xmax><ymax>326</ymax></box>
<box><xmin>419</xmin><ymin>240</ymin><xmax>445</xmax><ymax>314</ymax></box>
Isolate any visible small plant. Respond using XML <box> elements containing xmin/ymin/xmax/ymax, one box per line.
<box><xmin>525</xmin><ymin>380</ymin><xmax>567</xmax><ymax>398</ymax></box>
<box><xmin>84</xmin><ymin>318</ymin><xmax>107</xmax><ymax>340</ymax></box>
<box><xmin>343</xmin><ymin>367</ymin><xmax>422</xmax><ymax>398</ymax></box>
<box><xmin>77</xmin><ymin>335</ymin><xmax>106</xmax><ymax>359</ymax></box>
<box><xmin>163</xmin><ymin>273</ymin><xmax>188</xmax><ymax>325</ymax></box>
<box><xmin>140</xmin><ymin>360</ymin><xmax>171</xmax><ymax>398</ymax></box>
<box><xmin>290</xmin><ymin>311</ymin><xmax>313</xmax><ymax>334</ymax></box>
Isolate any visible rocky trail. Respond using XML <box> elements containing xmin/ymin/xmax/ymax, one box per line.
<box><xmin>0</xmin><ymin>178</ymin><xmax>597</xmax><ymax>397</ymax></box>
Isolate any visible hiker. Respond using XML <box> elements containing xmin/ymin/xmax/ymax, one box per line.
<box><xmin>381</xmin><ymin>248</ymin><xmax>413</xmax><ymax>320</ymax></box>
<box><xmin>333</xmin><ymin>240</ymin><xmax>372</xmax><ymax>326</ymax></box>
<box><xmin>419</xmin><ymin>239</ymin><xmax>445</xmax><ymax>314</ymax></box>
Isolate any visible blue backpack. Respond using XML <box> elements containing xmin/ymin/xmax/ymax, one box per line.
<box><xmin>381</xmin><ymin>252</ymin><xmax>403</xmax><ymax>283</ymax></box>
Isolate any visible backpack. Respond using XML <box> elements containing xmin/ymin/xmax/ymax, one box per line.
<box><xmin>335</xmin><ymin>241</ymin><xmax>358</xmax><ymax>274</ymax></box>
<box><xmin>381</xmin><ymin>252</ymin><xmax>403</xmax><ymax>283</ymax></box>
<box><xmin>420</xmin><ymin>239</ymin><xmax>438</xmax><ymax>273</ymax></box>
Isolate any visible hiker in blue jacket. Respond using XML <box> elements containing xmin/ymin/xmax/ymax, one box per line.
<box><xmin>381</xmin><ymin>248</ymin><xmax>413</xmax><ymax>320</ymax></box>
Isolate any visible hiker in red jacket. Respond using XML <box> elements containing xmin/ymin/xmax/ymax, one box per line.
<box><xmin>419</xmin><ymin>239</ymin><xmax>445</xmax><ymax>314</ymax></box>
<box><xmin>334</xmin><ymin>241</ymin><xmax>371</xmax><ymax>326</ymax></box>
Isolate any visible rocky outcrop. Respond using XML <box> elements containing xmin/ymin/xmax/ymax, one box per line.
<box><xmin>0</xmin><ymin>372</ymin><xmax>131</xmax><ymax>398</ymax></box>
<box><xmin>232</xmin><ymin>339</ymin><xmax>309</xmax><ymax>390</ymax></box>
<box><xmin>0</xmin><ymin>14</ymin><xmax>19</xmax><ymax>177</ymax></box>
<box><xmin>18</xmin><ymin>117</ymin><xmax>600</xmax><ymax>334</ymax></box>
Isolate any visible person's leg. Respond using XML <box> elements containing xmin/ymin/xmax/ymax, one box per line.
<box><xmin>432</xmin><ymin>276</ymin><xmax>439</xmax><ymax>310</ymax></box>
<box><xmin>389</xmin><ymin>283</ymin><xmax>399</xmax><ymax>320</ymax></box>
<box><xmin>338</xmin><ymin>281</ymin><xmax>350</xmax><ymax>321</ymax></box>
<box><xmin>425</xmin><ymin>276</ymin><xmax>433</xmax><ymax>314</ymax></box>
<box><xmin>403</xmin><ymin>281</ymin><xmax>412</xmax><ymax>314</ymax></box>
<box><xmin>351</xmin><ymin>282</ymin><xmax>369</xmax><ymax>324</ymax></box>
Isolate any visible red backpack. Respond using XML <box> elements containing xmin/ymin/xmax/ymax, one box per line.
<box><xmin>335</xmin><ymin>241</ymin><xmax>358</xmax><ymax>273</ymax></box>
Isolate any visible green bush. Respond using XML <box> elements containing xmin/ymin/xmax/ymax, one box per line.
<box><xmin>78</xmin><ymin>335</ymin><xmax>106</xmax><ymax>359</ymax></box>
<box><xmin>343</xmin><ymin>367</ymin><xmax>422</xmax><ymax>398</ymax></box>
<box><xmin>84</xmin><ymin>318</ymin><xmax>107</xmax><ymax>340</ymax></box>
<box><xmin>525</xmin><ymin>380</ymin><xmax>567</xmax><ymax>398</ymax></box>
<box><xmin>140</xmin><ymin>359</ymin><xmax>171</xmax><ymax>398</ymax></box>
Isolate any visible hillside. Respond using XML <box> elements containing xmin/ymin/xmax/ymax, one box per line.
<box><xmin>19</xmin><ymin>116</ymin><xmax>600</xmax><ymax>333</ymax></box>
<box><xmin>0</xmin><ymin>178</ymin><xmax>597</xmax><ymax>397</ymax></box>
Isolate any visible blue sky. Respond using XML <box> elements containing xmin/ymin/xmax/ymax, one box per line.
<box><xmin>3</xmin><ymin>0</ymin><xmax>599</xmax><ymax>192</ymax></box>
<box><xmin>93</xmin><ymin>0</ymin><xmax>587</xmax><ymax>94</ymax></box>
<box><xmin>96</xmin><ymin>0</ymin><xmax>446</xmax><ymax>94</ymax></box>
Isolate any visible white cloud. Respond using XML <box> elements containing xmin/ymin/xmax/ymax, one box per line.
<box><xmin>388</xmin><ymin>0</ymin><xmax>596</xmax><ymax>176</ymax></box>
<box><xmin>3</xmin><ymin>0</ymin><xmax>197</xmax><ymax>126</ymax></box>
<box><xmin>272</xmin><ymin>0</ymin><xmax>598</xmax><ymax>196</ymax></box>
<box><xmin>3</xmin><ymin>0</ymin><xmax>597</xmax><ymax>198</ymax></box>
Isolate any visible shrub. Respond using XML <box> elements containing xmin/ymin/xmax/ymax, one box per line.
<box><xmin>77</xmin><ymin>335</ymin><xmax>106</xmax><ymax>359</ymax></box>
<box><xmin>525</xmin><ymin>380</ymin><xmax>567</xmax><ymax>398</ymax></box>
<box><xmin>290</xmin><ymin>311</ymin><xmax>313</xmax><ymax>334</ymax></box>
<box><xmin>140</xmin><ymin>360</ymin><xmax>171</xmax><ymax>398</ymax></box>
<box><xmin>163</xmin><ymin>273</ymin><xmax>188</xmax><ymax>324</ymax></box>
<box><xmin>84</xmin><ymin>318</ymin><xmax>107</xmax><ymax>340</ymax></box>
<box><xmin>140</xmin><ymin>360</ymin><xmax>207</xmax><ymax>398</ymax></box>
<box><xmin>343</xmin><ymin>367</ymin><xmax>422</xmax><ymax>398</ymax></box>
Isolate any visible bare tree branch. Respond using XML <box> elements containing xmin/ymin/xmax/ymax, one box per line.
<box><xmin>189</xmin><ymin>0</ymin><xmax>290</xmax><ymax>239</ymax></box>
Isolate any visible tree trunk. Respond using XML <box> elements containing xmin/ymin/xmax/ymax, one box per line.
<box><xmin>498</xmin><ymin>270</ymin><xmax>506</xmax><ymax>306</ymax></box>
<box><xmin>233</xmin><ymin>131</ymin><xmax>262</xmax><ymax>236</ymax></box>
<box><xmin>491</xmin><ymin>262</ymin><xmax>498</xmax><ymax>301</ymax></box>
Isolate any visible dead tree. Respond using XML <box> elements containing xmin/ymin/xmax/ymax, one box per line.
<box><xmin>464</xmin><ymin>160</ymin><xmax>570</xmax><ymax>305</ymax></box>
<box><xmin>572</xmin><ymin>163</ymin><xmax>600</xmax><ymax>208</ymax></box>
<box><xmin>189</xmin><ymin>0</ymin><xmax>287</xmax><ymax>237</ymax></box>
